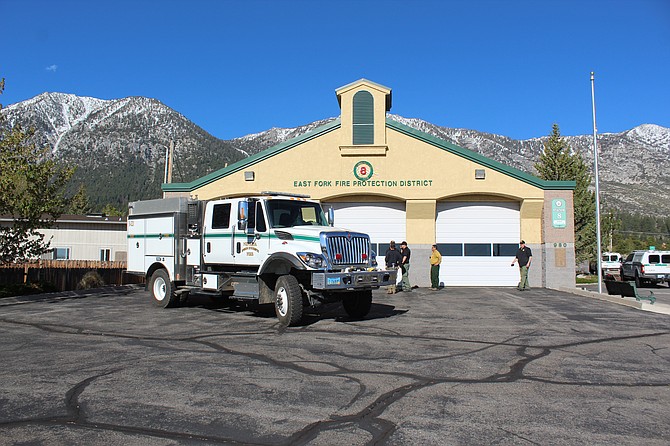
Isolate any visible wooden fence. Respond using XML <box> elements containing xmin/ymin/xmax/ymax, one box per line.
<box><xmin>0</xmin><ymin>260</ymin><xmax>145</xmax><ymax>292</ymax></box>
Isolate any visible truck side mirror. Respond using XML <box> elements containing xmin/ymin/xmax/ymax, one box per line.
<box><xmin>328</xmin><ymin>207</ymin><xmax>334</xmax><ymax>227</ymax></box>
<box><xmin>238</xmin><ymin>201</ymin><xmax>248</xmax><ymax>231</ymax></box>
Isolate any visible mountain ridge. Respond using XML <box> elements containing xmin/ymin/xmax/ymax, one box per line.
<box><xmin>2</xmin><ymin>92</ymin><xmax>668</xmax><ymax>216</ymax></box>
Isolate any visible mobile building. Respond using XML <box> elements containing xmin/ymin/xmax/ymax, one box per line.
<box><xmin>0</xmin><ymin>214</ymin><xmax>127</xmax><ymax>262</ymax></box>
<box><xmin>163</xmin><ymin>79</ymin><xmax>576</xmax><ymax>289</ymax></box>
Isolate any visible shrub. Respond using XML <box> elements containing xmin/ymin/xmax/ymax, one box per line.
<box><xmin>78</xmin><ymin>271</ymin><xmax>105</xmax><ymax>290</ymax></box>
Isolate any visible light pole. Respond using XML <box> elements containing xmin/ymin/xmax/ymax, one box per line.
<box><xmin>591</xmin><ymin>72</ymin><xmax>603</xmax><ymax>293</ymax></box>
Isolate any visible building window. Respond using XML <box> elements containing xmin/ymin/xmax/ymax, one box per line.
<box><xmin>439</xmin><ymin>244</ymin><xmax>463</xmax><ymax>257</ymax></box>
<box><xmin>493</xmin><ymin>243</ymin><xmax>518</xmax><ymax>256</ymax></box>
<box><xmin>53</xmin><ymin>247</ymin><xmax>70</xmax><ymax>260</ymax></box>
<box><xmin>464</xmin><ymin>243</ymin><xmax>492</xmax><ymax>257</ymax></box>
<box><xmin>100</xmin><ymin>248</ymin><xmax>111</xmax><ymax>262</ymax></box>
<box><xmin>353</xmin><ymin>91</ymin><xmax>373</xmax><ymax>145</ymax></box>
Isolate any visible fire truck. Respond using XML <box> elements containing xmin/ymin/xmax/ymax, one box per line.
<box><xmin>126</xmin><ymin>193</ymin><xmax>395</xmax><ymax>326</ymax></box>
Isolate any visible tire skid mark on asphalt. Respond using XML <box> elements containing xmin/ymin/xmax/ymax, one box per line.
<box><xmin>2</xmin><ymin>316</ymin><xmax>670</xmax><ymax>444</ymax></box>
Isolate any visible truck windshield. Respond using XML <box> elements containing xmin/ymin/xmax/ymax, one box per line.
<box><xmin>266</xmin><ymin>200</ymin><xmax>328</xmax><ymax>228</ymax></box>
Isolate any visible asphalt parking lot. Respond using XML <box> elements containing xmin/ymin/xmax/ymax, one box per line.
<box><xmin>1</xmin><ymin>286</ymin><xmax>669</xmax><ymax>445</ymax></box>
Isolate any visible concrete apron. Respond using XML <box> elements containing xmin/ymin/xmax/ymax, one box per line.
<box><xmin>561</xmin><ymin>286</ymin><xmax>670</xmax><ymax>315</ymax></box>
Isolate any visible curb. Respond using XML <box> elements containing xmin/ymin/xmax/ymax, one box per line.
<box><xmin>560</xmin><ymin>286</ymin><xmax>670</xmax><ymax>315</ymax></box>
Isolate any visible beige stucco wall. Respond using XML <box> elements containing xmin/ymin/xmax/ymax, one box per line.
<box><xmin>189</xmin><ymin>123</ymin><xmax>548</xmax><ymax>246</ymax></box>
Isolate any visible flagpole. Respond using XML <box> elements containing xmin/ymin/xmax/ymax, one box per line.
<box><xmin>591</xmin><ymin>72</ymin><xmax>603</xmax><ymax>293</ymax></box>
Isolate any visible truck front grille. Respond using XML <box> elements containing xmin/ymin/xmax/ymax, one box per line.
<box><xmin>325</xmin><ymin>234</ymin><xmax>370</xmax><ymax>266</ymax></box>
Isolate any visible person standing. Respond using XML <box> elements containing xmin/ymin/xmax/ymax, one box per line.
<box><xmin>400</xmin><ymin>241</ymin><xmax>412</xmax><ymax>292</ymax></box>
<box><xmin>429</xmin><ymin>244</ymin><xmax>442</xmax><ymax>290</ymax></box>
<box><xmin>384</xmin><ymin>241</ymin><xmax>402</xmax><ymax>294</ymax></box>
<box><xmin>511</xmin><ymin>240</ymin><xmax>532</xmax><ymax>290</ymax></box>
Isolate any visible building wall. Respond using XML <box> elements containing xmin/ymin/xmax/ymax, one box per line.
<box><xmin>40</xmin><ymin>221</ymin><xmax>127</xmax><ymax>261</ymax></box>
<box><xmin>165</xmin><ymin>79</ymin><xmax>575</xmax><ymax>289</ymax></box>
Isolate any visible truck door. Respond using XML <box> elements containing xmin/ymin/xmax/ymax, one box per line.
<box><xmin>202</xmin><ymin>200</ymin><xmax>236</xmax><ymax>265</ymax></box>
<box><xmin>127</xmin><ymin>218</ymin><xmax>145</xmax><ymax>273</ymax></box>
<box><xmin>235</xmin><ymin>199</ymin><xmax>270</xmax><ymax>267</ymax></box>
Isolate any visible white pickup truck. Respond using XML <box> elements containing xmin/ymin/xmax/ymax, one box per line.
<box><xmin>601</xmin><ymin>252</ymin><xmax>623</xmax><ymax>277</ymax></box>
<box><xmin>620</xmin><ymin>250</ymin><xmax>670</xmax><ymax>287</ymax></box>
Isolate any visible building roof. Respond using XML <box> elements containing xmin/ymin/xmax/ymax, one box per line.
<box><xmin>162</xmin><ymin>115</ymin><xmax>575</xmax><ymax>193</ymax></box>
<box><xmin>335</xmin><ymin>78</ymin><xmax>392</xmax><ymax>111</ymax></box>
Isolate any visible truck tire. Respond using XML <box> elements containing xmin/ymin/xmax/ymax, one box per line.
<box><xmin>149</xmin><ymin>269</ymin><xmax>179</xmax><ymax>308</ymax></box>
<box><xmin>274</xmin><ymin>275</ymin><xmax>303</xmax><ymax>327</ymax></box>
<box><xmin>342</xmin><ymin>290</ymin><xmax>373</xmax><ymax>319</ymax></box>
<box><xmin>634</xmin><ymin>271</ymin><xmax>642</xmax><ymax>288</ymax></box>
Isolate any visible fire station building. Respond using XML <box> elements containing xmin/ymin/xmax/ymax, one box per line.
<box><xmin>164</xmin><ymin>79</ymin><xmax>576</xmax><ymax>289</ymax></box>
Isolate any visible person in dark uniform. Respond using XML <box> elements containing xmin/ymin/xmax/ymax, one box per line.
<box><xmin>511</xmin><ymin>240</ymin><xmax>532</xmax><ymax>290</ymax></box>
<box><xmin>400</xmin><ymin>241</ymin><xmax>412</xmax><ymax>292</ymax></box>
<box><xmin>384</xmin><ymin>240</ymin><xmax>402</xmax><ymax>294</ymax></box>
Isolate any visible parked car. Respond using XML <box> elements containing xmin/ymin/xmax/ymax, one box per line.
<box><xmin>601</xmin><ymin>252</ymin><xmax>623</xmax><ymax>277</ymax></box>
<box><xmin>620</xmin><ymin>250</ymin><xmax>670</xmax><ymax>287</ymax></box>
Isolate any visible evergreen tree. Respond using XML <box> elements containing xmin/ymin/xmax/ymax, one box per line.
<box><xmin>0</xmin><ymin>77</ymin><xmax>75</xmax><ymax>263</ymax></box>
<box><xmin>534</xmin><ymin>124</ymin><xmax>597</xmax><ymax>262</ymax></box>
<box><xmin>69</xmin><ymin>184</ymin><xmax>92</xmax><ymax>215</ymax></box>
<box><xmin>101</xmin><ymin>203</ymin><xmax>126</xmax><ymax>217</ymax></box>
<box><xmin>601</xmin><ymin>210</ymin><xmax>621</xmax><ymax>252</ymax></box>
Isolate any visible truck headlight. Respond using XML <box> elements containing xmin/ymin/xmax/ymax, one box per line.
<box><xmin>297</xmin><ymin>252</ymin><xmax>326</xmax><ymax>269</ymax></box>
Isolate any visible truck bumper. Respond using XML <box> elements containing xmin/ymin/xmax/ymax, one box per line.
<box><xmin>312</xmin><ymin>270</ymin><xmax>396</xmax><ymax>290</ymax></box>
<box><xmin>643</xmin><ymin>274</ymin><xmax>670</xmax><ymax>282</ymax></box>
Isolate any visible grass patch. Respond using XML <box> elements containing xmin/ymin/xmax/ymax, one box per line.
<box><xmin>576</xmin><ymin>275</ymin><xmax>599</xmax><ymax>284</ymax></box>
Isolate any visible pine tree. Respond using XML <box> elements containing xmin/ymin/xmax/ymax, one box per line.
<box><xmin>69</xmin><ymin>184</ymin><xmax>92</xmax><ymax>215</ymax></box>
<box><xmin>534</xmin><ymin>124</ymin><xmax>597</xmax><ymax>262</ymax></box>
<box><xmin>0</xmin><ymin>77</ymin><xmax>75</xmax><ymax>264</ymax></box>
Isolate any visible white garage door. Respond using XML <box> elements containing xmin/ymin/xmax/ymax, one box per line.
<box><xmin>436</xmin><ymin>202</ymin><xmax>520</xmax><ymax>286</ymax></box>
<box><xmin>326</xmin><ymin>202</ymin><xmax>406</xmax><ymax>257</ymax></box>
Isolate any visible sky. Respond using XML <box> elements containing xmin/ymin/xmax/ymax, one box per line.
<box><xmin>2</xmin><ymin>0</ymin><xmax>669</xmax><ymax>141</ymax></box>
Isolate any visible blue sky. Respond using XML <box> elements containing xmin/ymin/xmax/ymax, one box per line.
<box><xmin>2</xmin><ymin>0</ymin><xmax>669</xmax><ymax>140</ymax></box>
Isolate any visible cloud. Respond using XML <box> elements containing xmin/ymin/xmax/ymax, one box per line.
<box><xmin>45</xmin><ymin>65</ymin><xmax>58</xmax><ymax>72</ymax></box>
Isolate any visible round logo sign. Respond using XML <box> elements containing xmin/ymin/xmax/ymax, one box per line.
<box><xmin>353</xmin><ymin>161</ymin><xmax>373</xmax><ymax>181</ymax></box>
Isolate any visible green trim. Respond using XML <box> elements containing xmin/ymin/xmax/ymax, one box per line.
<box><xmin>385</xmin><ymin>118</ymin><xmax>576</xmax><ymax>190</ymax></box>
<box><xmin>204</xmin><ymin>233</ymin><xmax>234</xmax><ymax>239</ymax></box>
<box><xmin>162</xmin><ymin>119</ymin><xmax>341</xmax><ymax>193</ymax></box>
<box><xmin>127</xmin><ymin>233</ymin><xmax>174</xmax><ymax>239</ymax></box>
<box><xmin>202</xmin><ymin>232</ymin><xmax>321</xmax><ymax>243</ymax></box>
<box><xmin>286</xmin><ymin>234</ymin><xmax>320</xmax><ymax>242</ymax></box>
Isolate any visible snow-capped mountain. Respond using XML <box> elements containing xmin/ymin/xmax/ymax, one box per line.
<box><xmin>1</xmin><ymin>92</ymin><xmax>246</xmax><ymax>208</ymax></box>
<box><xmin>2</xmin><ymin>92</ymin><xmax>668</xmax><ymax>216</ymax></box>
<box><xmin>386</xmin><ymin>114</ymin><xmax>670</xmax><ymax>216</ymax></box>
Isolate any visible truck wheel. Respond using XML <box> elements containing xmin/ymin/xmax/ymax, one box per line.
<box><xmin>634</xmin><ymin>272</ymin><xmax>641</xmax><ymax>288</ymax></box>
<box><xmin>149</xmin><ymin>269</ymin><xmax>179</xmax><ymax>308</ymax></box>
<box><xmin>274</xmin><ymin>275</ymin><xmax>303</xmax><ymax>327</ymax></box>
<box><xmin>342</xmin><ymin>290</ymin><xmax>372</xmax><ymax>319</ymax></box>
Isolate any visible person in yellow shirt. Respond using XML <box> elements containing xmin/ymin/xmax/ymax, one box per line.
<box><xmin>430</xmin><ymin>244</ymin><xmax>442</xmax><ymax>290</ymax></box>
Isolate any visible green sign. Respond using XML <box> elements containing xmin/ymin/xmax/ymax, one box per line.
<box><xmin>552</xmin><ymin>199</ymin><xmax>566</xmax><ymax>228</ymax></box>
